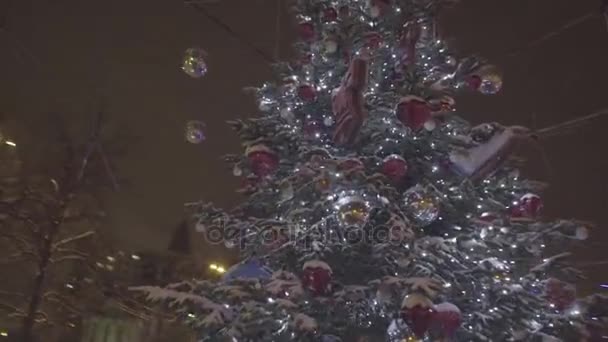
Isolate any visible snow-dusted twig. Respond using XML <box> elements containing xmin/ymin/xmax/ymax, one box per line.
<box><xmin>52</xmin><ymin>230</ymin><xmax>95</xmax><ymax>248</ymax></box>
<box><xmin>530</xmin><ymin>252</ymin><xmax>572</xmax><ymax>273</ymax></box>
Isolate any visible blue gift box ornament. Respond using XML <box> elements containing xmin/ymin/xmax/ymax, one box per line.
<box><xmin>221</xmin><ymin>258</ymin><xmax>272</xmax><ymax>282</ymax></box>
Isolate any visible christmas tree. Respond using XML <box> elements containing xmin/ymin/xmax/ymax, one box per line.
<box><xmin>134</xmin><ymin>0</ymin><xmax>607</xmax><ymax>340</ymax></box>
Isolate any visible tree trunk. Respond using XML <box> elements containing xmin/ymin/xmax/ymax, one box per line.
<box><xmin>21</xmin><ymin>211</ymin><xmax>65</xmax><ymax>342</ymax></box>
<box><xmin>21</xmin><ymin>235</ymin><xmax>54</xmax><ymax>342</ymax></box>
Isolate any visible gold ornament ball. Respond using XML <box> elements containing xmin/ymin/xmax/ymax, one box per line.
<box><xmin>336</xmin><ymin>196</ymin><xmax>369</xmax><ymax>226</ymax></box>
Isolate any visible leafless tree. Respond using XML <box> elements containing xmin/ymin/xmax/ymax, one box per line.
<box><xmin>0</xmin><ymin>109</ymin><xmax>120</xmax><ymax>342</ymax></box>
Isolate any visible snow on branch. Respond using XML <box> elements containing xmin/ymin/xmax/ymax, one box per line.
<box><xmin>293</xmin><ymin>313</ymin><xmax>317</xmax><ymax>332</ymax></box>
<box><xmin>265</xmin><ymin>271</ymin><xmax>304</xmax><ymax>297</ymax></box>
<box><xmin>129</xmin><ymin>286</ymin><xmax>224</xmax><ymax>312</ymax></box>
<box><xmin>380</xmin><ymin>276</ymin><xmax>443</xmax><ymax>297</ymax></box>
<box><xmin>530</xmin><ymin>252</ymin><xmax>572</xmax><ymax>273</ymax></box>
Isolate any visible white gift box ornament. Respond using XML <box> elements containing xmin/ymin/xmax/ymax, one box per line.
<box><xmin>450</xmin><ymin>126</ymin><xmax>530</xmax><ymax>180</ymax></box>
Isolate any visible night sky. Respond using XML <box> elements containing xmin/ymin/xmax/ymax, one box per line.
<box><xmin>1</xmin><ymin>0</ymin><xmax>607</xmax><ymax>292</ymax></box>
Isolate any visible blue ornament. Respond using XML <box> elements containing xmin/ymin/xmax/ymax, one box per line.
<box><xmin>221</xmin><ymin>258</ymin><xmax>272</xmax><ymax>282</ymax></box>
<box><xmin>321</xmin><ymin>335</ymin><xmax>342</xmax><ymax>342</ymax></box>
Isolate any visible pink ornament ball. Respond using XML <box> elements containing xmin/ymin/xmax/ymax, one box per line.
<box><xmin>433</xmin><ymin>302</ymin><xmax>462</xmax><ymax>337</ymax></box>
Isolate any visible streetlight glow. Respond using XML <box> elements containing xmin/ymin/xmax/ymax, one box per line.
<box><xmin>209</xmin><ymin>263</ymin><xmax>226</xmax><ymax>274</ymax></box>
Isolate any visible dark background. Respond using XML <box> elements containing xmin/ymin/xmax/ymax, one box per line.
<box><xmin>1</xmin><ymin>0</ymin><xmax>607</xmax><ymax>292</ymax></box>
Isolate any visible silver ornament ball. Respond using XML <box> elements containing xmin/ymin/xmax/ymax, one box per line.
<box><xmin>404</xmin><ymin>188</ymin><xmax>439</xmax><ymax>226</ymax></box>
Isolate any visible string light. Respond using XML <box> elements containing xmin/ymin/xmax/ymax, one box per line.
<box><xmin>4</xmin><ymin>140</ymin><xmax>16</xmax><ymax>147</ymax></box>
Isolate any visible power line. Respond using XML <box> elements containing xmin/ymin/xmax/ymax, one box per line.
<box><xmin>503</xmin><ymin>11</ymin><xmax>599</xmax><ymax>59</ymax></box>
<box><xmin>188</xmin><ymin>3</ymin><xmax>276</xmax><ymax>64</ymax></box>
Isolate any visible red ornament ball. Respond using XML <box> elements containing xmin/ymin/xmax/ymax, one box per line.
<box><xmin>323</xmin><ymin>7</ymin><xmax>338</xmax><ymax>22</ymax></box>
<box><xmin>396</xmin><ymin>96</ymin><xmax>432</xmax><ymax>132</ymax></box>
<box><xmin>246</xmin><ymin>144</ymin><xmax>278</xmax><ymax>178</ymax></box>
<box><xmin>364</xmin><ymin>31</ymin><xmax>384</xmax><ymax>50</ymax></box>
<box><xmin>302</xmin><ymin>261</ymin><xmax>332</xmax><ymax>296</ymax></box>
<box><xmin>433</xmin><ymin>302</ymin><xmax>462</xmax><ymax>337</ymax></box>
<box><xmin>298</xmin><ymin>22</ymin><xmax>315</xmax><ymax>42</ymax></box>
<box><xmin>297</xmin><ymin>84</ymin><xmax>317</xmax><ymax>102</ymax></box>
<box><xmin>545</xmin><ymin>278</ymin><xmax>576</xmax><ymax>311</ymax></box>
<box><xmin>401</xmin><ymin>293</ymin><xmax>435</xmax><ymax>337</ymax></box>
<box><xmin>381</xmin><ymin>154</ymin><xmax>408</xmax><ymax>183</ymax></box>
<box><xmin>511</xmin><ymin>193</ymin><xmax>543</xmax><ymax>218</ymax></box>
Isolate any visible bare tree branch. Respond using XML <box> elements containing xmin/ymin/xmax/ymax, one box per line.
<box><xmin>53</xmin><ymin>247</ymin><xmax>89</xmax><ymax>259</ymax></box>
<box><xmin>0</xmin><ymin>301</ymin><xmax>25</xmax><ymax>316</ymax></box>
<box><xmin>0</xmin><ymin>205</ymin><xmax>44</xmax><ymax>236</ymax></box>
<box><xmin>0</xmin><ymin>248</ymin><xmax>39</xmax><ymax>264</ymax></box>
<box><xmin>44</xmin><ymin>292</ymin><xmax>83</xmax><ymax>316</ymax></box>
<box><xmin>0</xmin><ymin>290</ymin><xmax>27</xmax><ymax>298</ymax></box>
<box><xmin>52</xmin><ymin>230</ymin><xmax>95</xmax><ymax>249</ymax></box>
<box><xmin>0</xmin><ymin>230</ymin><xmax>40</xmax><ymax>263</ymax></box>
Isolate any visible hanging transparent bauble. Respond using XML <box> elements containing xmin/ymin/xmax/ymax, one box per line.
<box><xmin>181</xmin><ymin>47</ymin><xmax>208</xmax><ymax>78</ymax></box>
<box><xmin>185</xmin><ymin>120</ymin><xmax>206</xmax><ymax>144</ymax></box>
